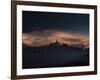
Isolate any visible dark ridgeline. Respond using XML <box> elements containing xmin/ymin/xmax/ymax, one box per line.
<box><xmin>22</xmin><ymin>40</ymin><xmax>89</xmax><ymax>69</ymax></box>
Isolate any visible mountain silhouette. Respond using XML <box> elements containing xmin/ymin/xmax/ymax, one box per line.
<box><xmin>23</xmin><ymin>40</ymin><xmax>89</xmax><ymax>69</ymax></box>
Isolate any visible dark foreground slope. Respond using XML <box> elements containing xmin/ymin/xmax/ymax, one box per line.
<box><xmin>22</xmin><ymin>42</ymin><xmax>89</xmax><ymax>69</ymax></box>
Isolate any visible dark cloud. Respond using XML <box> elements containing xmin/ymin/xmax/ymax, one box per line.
<box><xmin>23</xmin><ymin>11</ymin><xmax>89</xmax><ymax>35</ymax></box>
<box><xmin>62</xmin><ymin>38</ymin><xmax>81</xmax><ymax>42</ymax></box>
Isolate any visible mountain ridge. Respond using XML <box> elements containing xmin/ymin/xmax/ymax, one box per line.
<box><xmin>23</xmin><ymin>40</ymin><xmax>88</xmax><ymax>49</ymax></box>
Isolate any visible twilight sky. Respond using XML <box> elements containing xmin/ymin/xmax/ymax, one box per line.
<box><xmin>22</xmin><ymin>11</ymin><xmax>89</xmax><ymax>48</ymax></box>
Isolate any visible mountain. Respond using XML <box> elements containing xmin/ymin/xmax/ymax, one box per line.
<box><xmin>22</xmin><ymin>40</ymin><xmax>89</xmax><ymax>69</ymax></box>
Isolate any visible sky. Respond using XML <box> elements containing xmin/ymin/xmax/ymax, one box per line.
<box><xmin>22</xmin><ymin>11</ymin><xmax>89</xmax><ymax>48</ymax></box>
<box><xmin>22</xmin><ymin>11</ymin><xmax>89</xmax><ymax>68</ymax></box>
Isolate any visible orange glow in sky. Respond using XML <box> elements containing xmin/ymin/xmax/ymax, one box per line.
<box><xmin>22</xmin><ymin>30</ymin><xmax>89</xmax><ymax>48</ymax></box>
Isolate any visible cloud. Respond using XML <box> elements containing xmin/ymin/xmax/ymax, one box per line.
<box><xmin>22</xmin><ymin>30</ymin><xmax>89</xmax><ymax>48</ymax></box>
